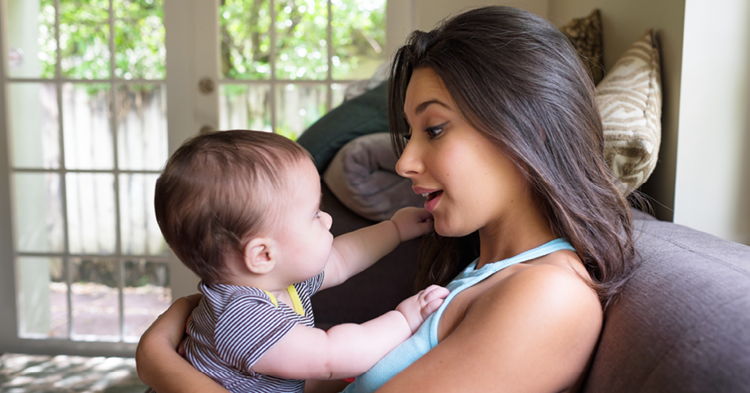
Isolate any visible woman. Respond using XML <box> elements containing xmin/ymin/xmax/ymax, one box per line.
<box><xmin>137</xmin><ymin>6</ymin><xmax>635</xmax><ymax>392</ymax></box>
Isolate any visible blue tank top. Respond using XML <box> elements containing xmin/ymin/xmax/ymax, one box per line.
<box><xmin>342</xmin><ymin>238</ymin><xmax>576</xmax><ymax>393</ymax></box>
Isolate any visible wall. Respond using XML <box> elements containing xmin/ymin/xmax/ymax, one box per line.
<box><xmin>674</xmin><ymin>0</ymin><xmax>750</xmax><ymax>245</ymax></box>
<box><xmin>414</xmin><ymin>0</ymin><xmax>548</xmax><ymax>31</ymax></box>
<box><xmin>549</xmin><ymin>0</ymin><xmax>686</xmax><ymax>222</ymax></box>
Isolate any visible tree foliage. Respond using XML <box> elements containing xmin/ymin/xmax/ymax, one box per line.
<box><xmin>39</xmin><ymin>0</ymin><xmax>165</xmax><ymax>80</ymax></box>
<box><xmin>39</xmin><ymin>0</ymin><xmax>385</xmax><ymax>82</ymax></box>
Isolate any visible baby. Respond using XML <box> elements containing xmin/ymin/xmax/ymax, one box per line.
<box><xmin>153</xmin><ymin>130</ymin><xmax>448</xmax><ymax>392</ymax></box>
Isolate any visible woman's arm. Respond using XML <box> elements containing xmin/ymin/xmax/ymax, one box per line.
<box><xmin>135</xmin><ymin>295</ymin><xmax>229</xmax><ymax>393</ymax></box>
<box><xmin>376</xmin><ymin>265</ymin><xmax>603</xmax><ymax>393</ymax></box>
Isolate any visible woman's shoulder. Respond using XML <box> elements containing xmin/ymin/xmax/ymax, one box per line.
<box><xmin>424</xmin><ymin>253</ymin><xmax>604</xmax><ymax>392</ymax></box>
<box><xmin>468</xmin><ymin>251</ymin><xmax>603</xmax><ymax>336</ymax></box>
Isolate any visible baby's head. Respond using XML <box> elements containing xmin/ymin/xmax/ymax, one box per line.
<box><xmin>154</xmin><ymin>130</ymin><xmax>315</xmax><ymax>285</ymax></box>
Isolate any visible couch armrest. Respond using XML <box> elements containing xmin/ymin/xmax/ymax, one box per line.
<box><xmin>584</xmin><ymin>219</ymin><xmax>750</xmax><ymax>392</ymax></box>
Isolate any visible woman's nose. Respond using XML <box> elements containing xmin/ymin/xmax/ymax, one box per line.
<box><xmin>395</xmin><ymin>140</ymin><xmax>423</xmax><ymax>178</ymax></box>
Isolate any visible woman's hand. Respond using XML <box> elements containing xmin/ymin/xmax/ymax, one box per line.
<box><xmin>136</xmin><ymin>294</ymin><xmax>230</xmax><ymax>393</ymax></box>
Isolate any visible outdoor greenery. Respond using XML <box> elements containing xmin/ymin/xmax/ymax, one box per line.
<box><xmin>39</xmin><ymin>0</ymin><xmax>166</xmax><ymax>80</ymax></box>
<box><xmin>37</xmin><ymin>0</ymin><xmax>385</xmax><ymax>138</ymax></box>
<box><xmin>38</xmin><ymin>0</ymin><xmax>385</xmax><ymax>82</ymax></box>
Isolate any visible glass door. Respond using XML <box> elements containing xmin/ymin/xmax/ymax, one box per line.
<box><xmin>0</xmin><ymin>0</ymin><xmax>173</xmax><ymax>356</ymax></box>
<box><xmin>0</xmin><ymin>0</ymin><xmax>396</xmax><ymax>357</ymax></box>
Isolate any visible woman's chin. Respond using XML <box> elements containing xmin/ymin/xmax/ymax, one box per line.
<box><xmin>434</xmin><ymin>222</ymin><xmax>469</xmax><ymax>238</ymax></box>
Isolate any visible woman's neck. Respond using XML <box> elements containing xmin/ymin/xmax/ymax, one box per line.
<box><xmin>476</xmin><ymin>200</ymin><xmax>556</xmax><ymax>269</ymax></box>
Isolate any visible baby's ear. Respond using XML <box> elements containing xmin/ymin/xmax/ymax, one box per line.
<box><xmin>243</xmin><ymin>237</ymin><xmax>277</xmax><ymax>275</ymax></box>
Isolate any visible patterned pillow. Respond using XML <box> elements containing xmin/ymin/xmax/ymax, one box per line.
<box><xmin>597</xmin><ymin>30</ymin><xmax>662</xmax><ymax>196</ymax></box>
<box><xmin>560</xmin><ymin>9</ymin><xmax>605</xmax><ymax>85</ymax></box>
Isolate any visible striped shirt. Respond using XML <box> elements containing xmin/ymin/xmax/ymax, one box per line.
<box><xmin>184</xmin><ymin>273</ymin><xmax>325</xmax><ymax>393</ymax></box>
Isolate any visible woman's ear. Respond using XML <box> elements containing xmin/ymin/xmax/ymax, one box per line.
<box><xmin>243</xmin><ymin>238</ymin><xmax>277</xmax><ymax>275</ymax></box>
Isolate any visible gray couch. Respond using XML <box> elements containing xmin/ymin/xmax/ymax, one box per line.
<box><xmin>312</xmin><ymin>184</ymin><xmax>750</xmax><ymax>392</ymax></box>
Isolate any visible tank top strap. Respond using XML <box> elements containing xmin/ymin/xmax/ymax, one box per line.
<box><xmin>480</xmin><ymin>238</ymin><xmax>576</xmax><ymax>274</ymax></box>
<box><xmin>430</xmin><ymin>238</ymin><xmax>575</xmax><ymax>346</ymax></box>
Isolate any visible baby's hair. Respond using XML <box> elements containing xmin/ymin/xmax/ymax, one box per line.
<box><xmin>154</xmin><ymin>130</ymin><xmax>311</xmax><ymax>284</ymax></box>
<box><xmin>389</xmin><ymin>6</ymin><xmax>636</xmax><ymax>308</ymax></box>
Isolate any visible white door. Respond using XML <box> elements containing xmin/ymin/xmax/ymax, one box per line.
<box><xmin>0</xmin><ymin>0</ymin><xmax>400</xmax><ymax>357</ymax></box>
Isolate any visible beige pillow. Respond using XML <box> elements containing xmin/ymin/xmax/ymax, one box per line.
<box><xmin>597</xmin><ymin>30</ymin><xmax>662</xmax><ymax>195</ymax></box>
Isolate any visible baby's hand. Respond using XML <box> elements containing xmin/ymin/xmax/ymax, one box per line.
<box><xmin>396</xmin><ymin>285</ymin><xmax>450</xmax><ymax>333</ymax></box>
<box><xmin>390</xmin><ymin>207</ymin><xmax>434</xmax><ymax>241</ymax></box>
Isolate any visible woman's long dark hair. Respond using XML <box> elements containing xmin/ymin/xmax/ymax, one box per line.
<box><xmin>389</xmin><ymin>6</ymin><xmax>635</xmax><ymax>309</ymax></box>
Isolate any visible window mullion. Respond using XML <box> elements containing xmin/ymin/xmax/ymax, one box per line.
<box><xmin>107</xmin><ymin>0</ymin><xmax>125</xmax><ymax>343</ymax></box>
<box><xmin>270</xmin><ymin>0</ymin><xmax>277</xmax><ymax>133</ymax></box>
<box><xmin>52</xmin><ymin>0</ymin><xmax>74</xmax><ymax>341</ymax></box>
<box><xmin>326</xmin><ymin>0</ymin><xmax>333</xmax><ymax>112</ymax></box>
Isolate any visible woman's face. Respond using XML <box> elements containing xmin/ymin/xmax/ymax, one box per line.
<box><xmin>397</xmin><ymin>68</ymin><xmax>530</xmax><ymax>238</ymax></box>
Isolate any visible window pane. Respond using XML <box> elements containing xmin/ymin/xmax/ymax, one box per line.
<box><xmin>123</xmin><ymin>260</ymin><xmax>170</xmax><ymax>341</ymax></box>
<box><xmin>70</xmin><ymin>258</ymin><xmax>120</xmax><ymax>340</ymax></box>
<box><xmin>219</xmin><ymin>84</ymin><xmax>272</xmax><ymax>131</ymax></box>
<box><xmin>331</xmin><ymin>82</ymin><xmax>348</xmax><ymax>109</ymax></box>
<box><xmin>331</xmin><ymin>0</ymin><xmax>386</xmax><ymax>80</ymax></box>
<box><xmin>116</xmin><ymin>84</ymin><xmax>168</xmax><ymax>170</ymax></box>
<box><xmin>12</xmin><ymin>173</ymin><xmax>64</xmax><ymax>253</ymax></box>
<box><xmin>114</xmin><ymin>0</ymin><xmax>166</xmax><ymax>79</ymax></box>
<box><xmin>120</xmin><ymin>174</ymin><xmax>167</xmax><ymax>256</ymax></box>
<box><xmin>59</xmin><ymin>1</ymin><xmax>111</xmax><ymax>79</ymax></box>
<box><xmin>67</xmin><ymin>173</ymin><xmax>116</xmax><ymax>255</ymax></box>
<box><xmin>275</xmin><ymin>83</ymin><xmax>327</xmax><ymax>139</ymax></box>
<box><xmin>62</xmin><ymin>83</ymin><xmax>114</xmax><ymax>170</ymax></box>
<box><xmin>6</xmin><ymin>0</ymin><xmax>55</xmax><ymax>78</ymax></box>
<box><xmin>17</xmin><ymin>257</ymin><xmax>67</xmax><ymax>338</ymax></box>
<box><xmin>8</xmin><ymin>83</ymin><xmax>60</xmax><ymax>169</ymax></box>
<box><xmin>275</xmin><ymin>0</ymin><xmax>328</xmax><ymax>80</ymax></box>
<box><xmin>220</xmin><ymin>0</ymin><xmax>272</xmax><ymax>80</ymax></box>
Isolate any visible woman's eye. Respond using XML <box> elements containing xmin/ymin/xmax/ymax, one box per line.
<box><xmin>401</xmin><ymin>130</ymin><xmax>412</xmax><ymax>141</ymax></box>
<box><xmin>425</xmin><ymin>122</ymin><xmax>447</xmax><ymax>138</ymax></box>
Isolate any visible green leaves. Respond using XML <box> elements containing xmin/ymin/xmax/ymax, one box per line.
<box><xmin>219</xmin><ymin>0</ymin><xmax>385</xmax><ymax>81</ymax></box>
<box><xmin>39</xmin><ymin>0</ymin><xmax>166</xmax><ymax>80</ymax></box>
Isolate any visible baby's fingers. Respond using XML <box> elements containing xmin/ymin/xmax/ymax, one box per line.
<box><xmin>421</xmin><ymin>285</ymin><xmax>450</xmax><ymax>303</ymax></box>
<box><xmin>419</xmin><ymin>285</ymin><xmax>450</xmax><ymax>319</ymax></box>
<box><xmin>420</xmin><ymin>297</ymin><xmax>445</xmax><ymax>320</ymax></box>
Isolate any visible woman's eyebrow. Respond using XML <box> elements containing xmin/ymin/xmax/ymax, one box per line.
<box><xmin>415</xmin><ymin>99</ymin><xmax>450</xmax><ymax>115</ymax></box>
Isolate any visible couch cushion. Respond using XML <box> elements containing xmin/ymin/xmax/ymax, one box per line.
<box><xmin>323</xmin><ymin>133</ymin><xmax>423</xmax><ymax>222</ymax></box>
<box><xmin>296</xmin><ymin>81</ymin><xmax>389</xmax><ymax>173</ymax></box>
<box><xmin>583</xmin><ymin>219</ymin><xmax>750</xmax><ymax>392</ymax></box>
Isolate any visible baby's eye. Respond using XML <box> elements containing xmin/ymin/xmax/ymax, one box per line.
<box><xmin>314</xmin><ymin>209</ymin><xmax>321</xmax><ymax>219</ymax></box>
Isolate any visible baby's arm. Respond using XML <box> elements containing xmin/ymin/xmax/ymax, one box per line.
<box><xmin>253</xmin><ymin>285</ymin><xmax>449</xmax><ymax>380</ymax></box>
<box><xmin>322</xmin><ymin>207</ymin><xmax>433</xmax><ymax>290</ymax></box>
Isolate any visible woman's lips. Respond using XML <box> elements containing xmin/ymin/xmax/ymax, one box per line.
<box><xmin>423</xmin><ymin>190</ymin><xmax>443</xmax><ymax>212</ymax></box>
<box><xmin>413</xmin><ymin>187</ymin><xmax>443</xmax><ymax>212</ymax></box>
